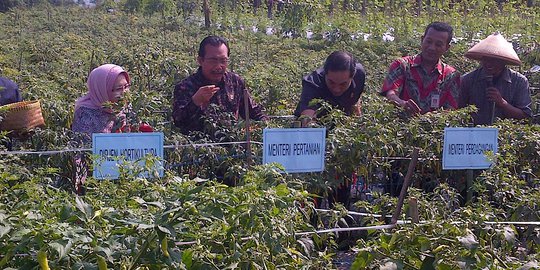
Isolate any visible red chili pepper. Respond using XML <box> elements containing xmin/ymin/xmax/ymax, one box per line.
<box><xmin>138</xmin><ymin>123</ymin><xmax>154</xmax><ymax>132</ymax></box>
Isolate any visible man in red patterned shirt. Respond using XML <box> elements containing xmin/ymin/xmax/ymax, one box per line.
<box><xmin>380</xmin><ymin>22</ymin><xmax>460</xmax><ymax>115</ymax></box>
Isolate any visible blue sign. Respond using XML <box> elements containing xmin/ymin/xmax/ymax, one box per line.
<box><xmin>92</xmin><ymin>133</ymin><xmax>164</xmax><ymax>179</ymax></box>
<box><xmin>443</xmin><ymin>127</ymin><xmax>498</xmax><ymax>170</ymax></box>
<box><xmin>263</xmin><ymin>128</ymin><xmax>326</xmax><ymax>173</ymax></box>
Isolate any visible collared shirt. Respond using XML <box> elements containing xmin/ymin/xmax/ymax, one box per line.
<box><xmin>294</xmin><ymin>63</ymin><xmax>366</xmax><ymax>116</ymax></box>
<box><xmin>380</xmin><ymin>54</ymin><xmax>460</xmax><ymax>114</ymax></box>
<box><xmin>459</xmin><ymin>67</ymin><xmax>532</xmax><ymax>125</ymax></box>
<box><xmin>0</xmin><ymin>77</ymin><xmax>22</xmax><ymax>106</ymax></box>
<box><xmin>172</xmin><ymin>67</ymin><xmax>267</xmax><ymax>133</ymax></box>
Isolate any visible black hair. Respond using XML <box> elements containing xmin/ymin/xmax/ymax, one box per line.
<box><xmin>423</xmin><ymin>22</ymin><xmax>453</xmax><ymax>44</ymax></box>
<box><xmin>198</xmin><ymin>36</ymin><xmax>230</xmax><ymax>57</ymax></box>
<box><xmin>323</xmin><ymin>51</ymin><xmax>356</xmax><ymax>77</ymax></box>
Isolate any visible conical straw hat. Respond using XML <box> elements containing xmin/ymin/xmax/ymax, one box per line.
<box><xmin>465</xmin><ymin>33</ymin><xmax>521</xmax><ymax>66</ymax></box>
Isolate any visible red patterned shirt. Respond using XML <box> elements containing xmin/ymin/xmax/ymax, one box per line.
<box><xmin>380</xmin><ymin>54</ymin><xmax>460</xmax><ymax>114</ymax></box>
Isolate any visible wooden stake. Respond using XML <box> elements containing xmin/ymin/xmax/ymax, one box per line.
<box><xmin>391</xmin><ymin>148</ymin><xmax>419</xmax><ymax>224</ymax></box>
<box><xmin>243</xmin><ymin>88</ymin><xmax>252</xmax><ymax>168</ymax></box>
<box><xmin>408</xmin><ymin>197</ymin><xmax>419</xmax><ymax>224</ymax></box>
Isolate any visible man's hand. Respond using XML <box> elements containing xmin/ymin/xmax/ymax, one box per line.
<box><xmin>192</xmin><ymin>85</ymin><xmax>220</xmax><ymax>108</ymax></box>
<box><xmin>300</xmin><ymin>109</ymin><xmax>316</xmax><ymax>127</ymax></box>
<box><xmin>403</xmin><ymin>99</ymin><xmax>421</xmax><ymax>115</ymax></box>
<box><xmin>389</xmin><ymin>98</ymin><xmax>420</xmax><ymax>115</ymax></box>
<box><xmin>486</xmin><ymin>87</ymin><xmax>507</xmax><ymax>107</ymax></box>
<box><xmin>352</xmin><ymin>101</ymin><xmax>362</xmax><ymax>116</ymax></box>
<box><xmin>385</xmin><ymin>90</ymin><xmax>420</xmax><ymax>115</ymax></box>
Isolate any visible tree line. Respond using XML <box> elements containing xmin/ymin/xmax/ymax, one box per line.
<box><xmin>1</xmin><ymin>0</ymin><xmax>538</xmax><ymax>16</ymax></box>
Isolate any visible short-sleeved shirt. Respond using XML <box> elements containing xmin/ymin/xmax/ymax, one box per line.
<box><xmin>380</xmin><ymin>54</ymin><xmax>460</xmax><ymax>114</ymax></box>
<box><xmin>459</xmin><ymin>67</ymin><xmax>532</xmax><ymax>125</ymax></box>
<box><xmin>172</xmin><ymin>67</ymin><xmax>267</xmax><ymax>134</ymax></box>
<box><xmin>0</xmin><ymin>77</ymin><xmax>22</xmax><ymax>106</ymax></box>
<box><xmin>294</xmin><ymin>63</ymin><xmax>366</xmax><ymax>116</ymax></box>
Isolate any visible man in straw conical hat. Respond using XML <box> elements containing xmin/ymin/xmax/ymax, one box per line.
<box><xmin>459</xmin><ymin>33</ymin><xmax>532</xmax><ymax>125</ymax></box>
<box><xmin>380</xmin><ymin>22</ymin><xmax>460</xmax><ymax>115</ymax></box>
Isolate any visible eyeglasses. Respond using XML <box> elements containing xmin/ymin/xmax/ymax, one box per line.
<box><xmin>204</xmin><ymin>57</ymin><xmax>230</xmax><ymax>65</ymax></box>
<box><xmin>113</xmin><ymin>83</ymin><xmax>131</xmax><ymax>92</ymax></box>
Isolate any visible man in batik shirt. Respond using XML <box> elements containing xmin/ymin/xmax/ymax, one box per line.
<box><xmin>172</xmin><ymin>36</ymin><xmax>267</xmax><ymax>134</ymax></box>
<box><xmin>380</xmin><ymin>22</ymin><xmax>460</xmax><ymax>115</ymax></box>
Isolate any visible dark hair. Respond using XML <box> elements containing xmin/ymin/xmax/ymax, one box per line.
<box><xmin>198</xmin><ymin>36</ymin><xmax>230</xmax><ymax>57</ymax></box>
<box><xmin>423</xmin><ymin>22</ymin><xmax>453</xmax><ymax>44</ymax></box>
<box><xmin>323</xmin><ymin>51</ymin><xmax>356</xmax><ymax>77</ymax></box>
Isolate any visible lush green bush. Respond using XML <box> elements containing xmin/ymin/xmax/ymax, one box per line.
<box><xmin>0</xmin><ymin>2</ymin><xmax>539</xmax><ymax>269</ymax></box>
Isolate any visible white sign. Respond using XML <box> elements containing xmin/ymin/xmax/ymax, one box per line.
<box><xmin>263</xmin><ymin>128</ymin><xmax>326</xmax><ymax>173</ymax></box>
<box><xmin>92</xmin><ymin>133</ymin><xmax>164</xmax><ymax>179</ymax></box>
<box><xmin>443</xmin><ymin>127</ymin><xmax>498</xmax><ymax>170</ymax></box>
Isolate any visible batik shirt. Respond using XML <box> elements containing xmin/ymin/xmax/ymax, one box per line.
<box><xmin>459</xmin><ymin>67</ymin><xmax>532</xmax><ymax>125</ymax></box>
<box><xmin>380</xmin><ymin>54</ymin><xmax>460</xmax><ymax>114</ymax></box>
<box><xmin>172</xmin><ymin>67</ymin><xmax>267</xmax><ymax>133</ymax></box>
<box><xmin>70</xmin><ymin>106</ymin><xmax>127</xmax><ymax>194</ymax></box>
<box><xmin>72</xmin><ymin>107</ymin><xmax>127</xmax><ymax>143</ymax></box>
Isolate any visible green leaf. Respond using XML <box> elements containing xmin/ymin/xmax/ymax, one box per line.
<box><xmin>457</xmin><ymin>233</ymin><xmax>479</xmax><ymax>250</ymax></box>
<box><xmin>419</xmin><ymin>255</ymin><xmax>435</xmax><ymax>270</ymax></box>
<box><xmin>157</xmin><ymin>225</ymin><xmax>172</xmax><ymax>235</ymax></box>
<box><xmin>501</xmin><ymin>226</ymin><xmax>516</xmax><ymax>244</ymax></box>
<box><xmin>182</xmin><ymin>249</ymin><xmax>193</xmax><ymax>268</ymax></box>
<box><xmin>0</xmin><ymin>225</ymin><xmax>11</xmax><ymax>238</ymax></box>
<box><xmin>351</xmin><ymin>250</ymin><xmax>373</xmax><ymax>269</ymax></box>
<box><xmin>49</xmin><ymin>241</ymin><xmax>70</xmax><ymax>260</ymax></box>
<box><xmin>519</xmin><ymin>261</ymin><xmax>539</xmax><ymax>270</ymax></box>
<box><xmin>380</xmin><ymin>261</ymin><xmax>398</xmax><ymax>270</ymax></box>
<box><xmin>75</xmin><ymin>196</ymin><xmax>93</xmax><ymax>220</ymax></box>
<box><xmin>275</xmin><ymin>183</ymin><xmax>290</xmax><ymax>197</ymax></box>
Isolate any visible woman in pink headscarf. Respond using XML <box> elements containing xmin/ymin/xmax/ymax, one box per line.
<box><xmin>72</xmin><ymin>64</ymin><xmax>132</xmax><ymax>135</ymax></box>
<box><xmin>71</xmin><ymin>64</ymin><xmax>152</xmax><ymax>194</ymax></box>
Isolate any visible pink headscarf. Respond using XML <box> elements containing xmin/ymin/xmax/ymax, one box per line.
<box><xmin>75</xmin><ymin>64</ymin><xmax>130</xmax><ymax>111</ymax></box>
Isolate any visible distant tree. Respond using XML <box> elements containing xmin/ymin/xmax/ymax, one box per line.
<box><xmin>253</xmin><ymin>0</ymin><xmax>261</xmax><ymax>14</ymax></box>
<box><xmin>177</xmin><ymin>0</ymin><xmax>196</xmax><ymax>17</ymax></box>
<box><xmin>202</xmin><ymin>0</ymin><xmax>211</xmax><ymax>28</ymax></box>
<box><xmin>0</xmin><ymin>0</ymin><xmax>20</xmax><ymax>12</ymax></box>
<box><xmin>143</xmin><ymin>0</ymin><xmax>174</xmax><ymax>16</ymax></box>
<box><xmin>124</xmin><ymin>0</ymin><xmax>143</xmax><ymax>13</ymax></box>
<box><xmin>267</xmin><ymin>0</ymin><xmax>273</xmax><ymax>18</ymax></box>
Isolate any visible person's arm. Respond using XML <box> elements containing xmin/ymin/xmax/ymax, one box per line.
<box><xmin>441</xmin><ymin>71</ymin><xmax>460</xmax><ymax>110</ymax></box>
<box><xmin>245</xmin><ymin>91</ymin><xmax>268</xmax><ymax>121</ymax></box>
<box><xmin>385</xmin><ymin>89</ymin><xmax>406</xmax><ymax>107</ymax></box>
<box><xmin>458</xmin><ymin>73</ymin><xmax>470</xmax><ymax>109</ymax></box>
<box><xmin>380</xmin><ymin>59</ymin><xmax>420</xmax><ymax>114</ymax></box>
<box><xmin>487</xmin><ymin>86</ymin><xmax>529</xmax><ymax>120</ymax></box>
<box><xmin>352</xmin><ymin>97</ymin><xmax>362</xmax><ymax>116</ymax></box>
<box><xmin>294</xmin><ymin>73</ymin><xmax>320</xmax><ymax>117</ymax></box>
<box><xmin>385</xmin><ymin>90</ymin><xmax>420</xmax><ymax>114</ymax></box>
<box><xmin>171</xmin><ymin>81</ymin><xmax>206</xmax><ymax>131</ymax></box>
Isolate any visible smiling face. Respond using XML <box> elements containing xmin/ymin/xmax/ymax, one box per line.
<box><xmin>420</xmin><ymin>27</ymin><xmax>451</xmax><ymax>65</ymax></box>
<box><xmin>110</xmin><ymin>74</ymin><xmax>129</xmax><ymax>103</ymax></box>
<box><xmin>197</xmin><ymin>43</ymin><xmax>229</xmax><ymax>84</ymax></box>
<box><xmin>481</xmin><ymin>57</ymin><xmax>506</xmax><ymax>77</ymax></box>
<box><xmin>325</xmin><ymin>70</ymin><xmax>353</xmax><ymax>97</ymax></box>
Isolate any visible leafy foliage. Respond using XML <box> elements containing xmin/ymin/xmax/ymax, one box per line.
<box><xmin>0</xmin><ymin>1</ymin><xmax>539</xmax><ymax>269</ymax></box>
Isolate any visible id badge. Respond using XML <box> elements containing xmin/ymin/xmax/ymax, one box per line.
<box><xmin>430</xmin><ymin>94</ymin><xmax>440</xmax><ymax>108</ymax></box>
